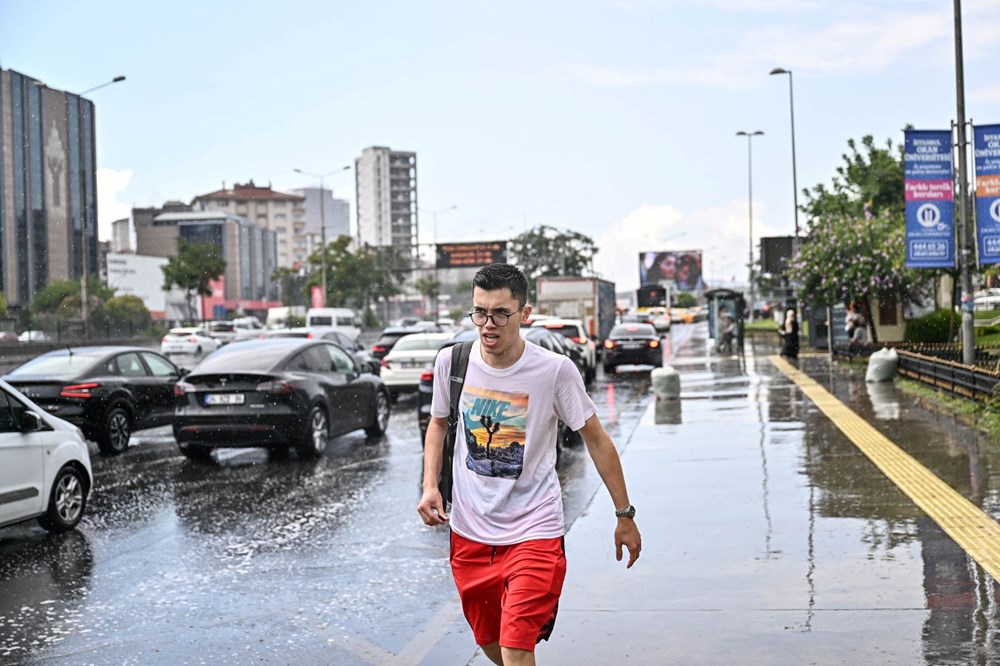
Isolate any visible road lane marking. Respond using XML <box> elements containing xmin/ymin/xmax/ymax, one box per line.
<box><xmin>772</xmin><ymin>355</ymin><xmax>1000</xmax><ymax>582</ymax></box>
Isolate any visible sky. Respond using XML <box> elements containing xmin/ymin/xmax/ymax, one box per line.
<box><xmin>2</xmin><ymin>0</ymin><xmax>999</xmax><ymax>293</ymax></box>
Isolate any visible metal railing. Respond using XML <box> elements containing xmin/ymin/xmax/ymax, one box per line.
<box><xmin>896</xmin><ymin>349</ymin><xmax>1000</xmax><ymax>403</ymax></box>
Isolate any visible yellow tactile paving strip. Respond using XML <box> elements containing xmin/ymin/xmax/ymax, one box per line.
<box><xmin>772</xmin><ymin>355</ymin><xmax>1000</xmax><ymax>582</ymax></box>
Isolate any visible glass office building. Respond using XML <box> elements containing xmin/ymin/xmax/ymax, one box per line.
<box><xmin>0</xmin><ymin>68</ymin><xmax>98</xmax><ymax>308</ymax></box>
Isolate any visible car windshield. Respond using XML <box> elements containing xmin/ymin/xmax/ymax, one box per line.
<box><xmin>7</xmin><ymin>350</ymin><xmax>105</xmax><ymax>378</ymax></box>
<box><xmin>393</xmin><ymin>336</ymin><xmax>447</xmax><ymax>352</ymax></box>
<box><xmin>189</xmin><ymin>341</ymin><xmax>295</xmax><ymax>373</ymax></box>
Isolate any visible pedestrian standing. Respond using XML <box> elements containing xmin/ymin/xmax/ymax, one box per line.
<box><xmin>417</xmin><ymin>263</ymin><xmax>642</xmax><ymax>666</ymax></box>
<box><xmin>778</xmin><ymin>308</ymin><xmax>799</xmax><ymax>359</ymax></box>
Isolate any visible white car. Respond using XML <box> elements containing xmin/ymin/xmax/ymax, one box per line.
<box><xmin>531</xmin><ymin>318</ymin><xmax>598</xmax><ymax>384</ymax></box>
<box><xmin>0</xmin><ymin>379</ymin><xmax>93</xmax><ymax>532</ymax></box>
<box><xmin>18</xmin><ymin>330</ymin><xmax>51</xmax><ymax>342</ymax></box>
<box><xmin>160</xmin><ymin>327</ymin><xmax>224</xmax><ymax>355</ymax></box>
<box><xmin>379</xmin><ymin>332</ymin><xmax>453</xmax><ymax>399</ymax></box>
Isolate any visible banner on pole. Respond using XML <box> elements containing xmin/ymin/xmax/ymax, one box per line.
<box><xmin>974</xmin><ymin>124</ymin><xmax>1000</xmax><ymax>266</ymax></box>
<box><xmin>904</xmin><ymin>129</ymin><xmax>955</xmax><ymax>268</ymax></box>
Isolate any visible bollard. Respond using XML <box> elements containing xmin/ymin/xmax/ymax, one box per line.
<box><xmin>651</xmin><ymin>365</ymin><xmax>681</xmax><ymax>399</ymax></box>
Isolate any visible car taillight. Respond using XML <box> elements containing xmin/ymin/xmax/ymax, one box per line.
<box><xmin>60</xmin><ymin>382</ymin><xmax>99</xmax><ymax>398</ymax></box>
<box><xmin>162</xmin><ymin>336</ymin><xmax>169</xmax><ymax>342</ymax></box>
<box><xmin>420</xmin><ymin>370</ymin><xmax>434</xmax><ymax>382</ymax></box>
<box><xmin>188</xmin><ymin>336</ymin><xmax>198</xmax><ymax>343</ymax></box>
<box><xmin>649</xmin><ymin>339</ymin><xmax>660</xmax><ymax>348</ymax></box>
<box><xmin>174</xmin><ymin>381</ymin><xmax>195</xmax><ymax>396</ymax></box>
<box><xmin>571</xmin><ymin>336</ymin><xmax>588</xmax><ymax>344</ymax></box>
<box><xmin>372</xmin><ymin>345</ymin><xmax>387</xmax><ymax>353</ymax></box>
<box><xmin>307</xmin><ymin>332</ymin><xmax>315</xmax><ymax>339</ymax></box>
<box><xmin>256</xmin><ymin>380</ymin><xmax>292</xmax><ymax>394</ymax></box>
<box><xmin>380</xmin><ymin>359</ymin><xmax>390</xmax><ymax>369</ymax></box>
<box><xmin>603</xmin><ymin>340</ymin><xmax>616</xmax><ymax>349</ymax></box>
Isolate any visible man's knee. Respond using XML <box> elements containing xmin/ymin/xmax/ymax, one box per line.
<box><xmin>501</xmin><ymin>645</ymin><xmax>536</xmax><ymax>666</ymax></box>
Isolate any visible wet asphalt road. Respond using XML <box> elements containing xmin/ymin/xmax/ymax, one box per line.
<box><xmin>0</xmin><ymin>340</ymin><xmax>661</xmax><ymax>665</ymax></box>
<box><xmin>5</xmin><ymin>325</ymin><xmax>1000</xmax><ymax>664</ymax></box>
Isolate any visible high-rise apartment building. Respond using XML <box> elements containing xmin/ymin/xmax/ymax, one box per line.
<box><xmin>0</xmin><ymin>68</ymin><xmax>98</xmax><ymax>308</ymax></box>
<box><xmin>293</xmin><ymin>186</ymin><xmax>351</xmax><ymax>261</ymax></box>
<box><xmin>193</xmin><ymin>181</ymin><xmax>305</xmax><ymax>269</ymax></box>
<box><xmin>355</xmin><ymin>147</ymin><xmax>417</xmax><ymax>256</ymax></box>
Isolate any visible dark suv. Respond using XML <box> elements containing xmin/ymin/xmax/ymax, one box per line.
<box><xmin>371</xmin><ymin>326</ymin><xmax>436</xmax><ymax>360</ymax></box>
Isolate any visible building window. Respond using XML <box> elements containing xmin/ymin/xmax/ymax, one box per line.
<box><xmin>237</xmin><ymin>205</ymin><xmax>248</xmax><ymax>215</ymax></box>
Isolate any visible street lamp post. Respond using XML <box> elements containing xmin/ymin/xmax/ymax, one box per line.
<box><xmin>736</xmin><ymin>130</ymin><xmax>764</xmax><ymax>322</ymax></box>
<box><xmin>952</xmin><ymin>0</ymin><xmax>974</xmax><ymax>365</ymax></box>
<box><xmin>294</xmin><ymin>166</ymin><xmax>350</xmax><ymax>307</ymax></box>
<box><xmin>75</xmin><ymin>75</ymin><xmax>126</xmax><ymax>339</ymax></box>
<box><xmin>419</xmin><ymin>205</ymin><xmax>457</xmax><ymax>316</ymax></box>
<box><xmin>769</xmin><ymin>68</ymin><xmax>800</xmax><ymax>238</ymax></box>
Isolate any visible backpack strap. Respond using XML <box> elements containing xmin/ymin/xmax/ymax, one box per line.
<box><xmin>440</xmin><ymin>341</ymin><xmax>473</xmax><ymax>505</ymax></box>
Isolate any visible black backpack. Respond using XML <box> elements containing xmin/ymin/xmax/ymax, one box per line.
<box><xmin>439</xmin><ymin>341</ymin><xmax>473</xmax><ymax>506</ymax></box>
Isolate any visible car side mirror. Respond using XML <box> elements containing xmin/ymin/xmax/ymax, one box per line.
<box><xmin>20</xmin><ymin>411</ymin><xmax>43</xmax><ymax>432</ymax></box>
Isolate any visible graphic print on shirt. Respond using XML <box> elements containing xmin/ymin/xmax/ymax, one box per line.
<box><xmin>461</xmin><ymin>385</ymin><xmax>528</xmax><ymax>479</ymax></box>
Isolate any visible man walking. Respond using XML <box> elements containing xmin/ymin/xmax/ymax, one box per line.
<box><xmin>417</xmin><ymin>263</ymin><xmax>642</xmax><ymax>665</ymax></box>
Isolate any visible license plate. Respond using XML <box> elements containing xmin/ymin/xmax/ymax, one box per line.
<box><xmin>206</xmin><ymin>393</ymin><xmax>245</xmax><ymax>406</ymax></box>
<box><xmin>400</xmin><ymin>361</ymin><xmax>422</xmax><ymax>368</ymax></box>
<box><xmin>622</xmin><ymin>342</ymin><xmax>644</xmax><ymax>349</ymax></box>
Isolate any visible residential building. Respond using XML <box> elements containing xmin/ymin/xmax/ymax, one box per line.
<box><xmin>111</xmin><ymin>217</ymin><xmax>131</xmax><ymax>253</ymax></box>
<box><xmin>293</xmin><ymin>186</ymin><xmax>351</xmax><ymax>264</ymax></box>
<box><xmin>355</xmin><ymin>147</ymin><xmax>418</xmax><ymax>256</ymax></box>
<box><xmin>0</xmin><ymin>68</ymin><xmax>97</xmax><ymax>308</ymax></box>
<box><xmin>192</xmin><ymin>180</ymin><xmax>305</xmax><ymax>269</ymax></box>
<box><xmin>133</xmin><ymin>201</ymin><xmax>192</xmax><ymax>257</ymax></box>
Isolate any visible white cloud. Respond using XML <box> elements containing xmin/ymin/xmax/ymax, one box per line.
<box><xmin>97</xmin><ymin>168</ymin><xmax>133</xmax><ymax>243</ymax></box>
<box><xmin>564</xmin><ymin>6</ymin><xmax>954</xmax><ymax>90</ymax></box>
<box><xmin>594</xmin><ymin>200</ymin><xmax>788</xmax><ymax>294</ymax></box>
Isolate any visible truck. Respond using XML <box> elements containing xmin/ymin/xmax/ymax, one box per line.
<box><xmin>534</xmin><ymin>276</ymin><xmax>617</xmax><ymax>344</ymax></box>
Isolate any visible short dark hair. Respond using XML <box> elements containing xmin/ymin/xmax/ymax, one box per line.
<box><xmin>472</xmin><ymin>264</ymin><xmax>528</xmax><ymax>307</ymax></box>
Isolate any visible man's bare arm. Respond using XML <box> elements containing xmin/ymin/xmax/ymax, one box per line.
<box><xmin>578</xmin><ymin>414</ymin><xmax>642</xmax><ymax>568</ymax></box>
<box><xmin>417</xmin><ymin>415</ymin><xmax>450</xmax><ymax>525</ymax></box>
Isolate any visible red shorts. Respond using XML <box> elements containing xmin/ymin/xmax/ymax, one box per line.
<box><xmin>450</xmin><ymin>532</ymin><xmax>567</xmax><ymax>651</ymax></box>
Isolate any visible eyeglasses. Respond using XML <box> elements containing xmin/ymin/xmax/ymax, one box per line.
<box><xmin>469</xmin><ymin>308</ymin><xmax>521</xmax><ymax>327</ymax></box>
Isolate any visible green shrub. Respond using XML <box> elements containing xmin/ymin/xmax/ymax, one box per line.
<box><xmin>975</xmin><ymin>325</ymin><xmax>1000</xmax><ymax>339</ymax></box>
<box><xmin>904</xmin><ymin>309</ymin><xmax>960</xmax><ymax>343</ymax></box>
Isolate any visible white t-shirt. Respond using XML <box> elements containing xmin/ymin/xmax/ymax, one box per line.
<box><xmin>431</xmin><ymin>339</ymin><xmax>596</xmax><ymax>545</ymax></box>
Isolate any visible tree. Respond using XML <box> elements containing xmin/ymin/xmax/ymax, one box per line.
<box><xmin>161</xmin><ymin>240</ymin><xmax>226</xmax><ymax>323</ymax></box>
<box><xmin>105</xmin><ymin>295</ymin><xmax>152</xmax><ymax>336</ymax></box>
<box><xmin>414</xmin><ymin>275</ymin><xmax>442</xmax><ymax>316</ymax></box>
<box><xmin>789</xmin><ymin>135</ymin><xmax>930</xmax><ymax>343</ymax></box>
<box><xmin>273</xmin><ymin>267</ymin><xmax>307</xmax><ymax>307</ymax></box>
<box><xmin>0</xmin><ymin>291</ymin><xmax>7</xmax><ymax>318</ymax></box>
<box><xmin>508</xmin><ymin>225</ymin><xmax>599</xmax><ymax>302</ymax></box>
<box><xmin>304</xmin><ymin>237</ymin><xmax>412</xmax><ymax>324</ymax></box>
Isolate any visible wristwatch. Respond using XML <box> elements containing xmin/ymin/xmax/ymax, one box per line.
<box><xmin>614</xmin><ymin>504</ymin><xmax>636</xmax><ymax>519</ymax></box>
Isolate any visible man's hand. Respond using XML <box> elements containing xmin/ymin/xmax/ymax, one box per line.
<box><xmin>615</xmin><ymin>519</ymin><xmax>642</xmax><ymax>568</ymax></box>
<box><xmin>417</xmin><ymin>488</ymin><xmax>449</xmax><ymax>526</ymax></box>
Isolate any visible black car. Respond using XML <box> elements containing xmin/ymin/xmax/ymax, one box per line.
<box><xmin>3</xmin><ymin>346</ymin><xmax>184</xmax><ymax>455</ymax></box>
<box><xmin>173</xmin><ymin>338</ymin><xmax>390</xmax><ymax>460</ymax></box>
<box><xmin>371</xmin><ymin>326</ymin><xmax>434</xmax><ymax>360</ymax></box>
<box><xmin>416</xmin><ymin>328</ymin><xmax>583</xmax><ymax>450</ymax></box>
<box><xmin>603</xmin><ymin>323</ymin><xmax>663</xmax><ymax>373</ymax></box>
<box><xmin>265</xmin><ymin>327</ymin><xmax>380</xmax><ymax>375</ymax></box>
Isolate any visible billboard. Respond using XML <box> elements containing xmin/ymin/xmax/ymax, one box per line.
<box><xmin>106</xmin><ymin>253</ymin><xmax>169</xmax><ymax>316</ymax></box>
<box><xmin>436</xmin><ymin>241</ymin><xmax>507</xmax><ymax>269</ymax></box>
<box><xmin>904</xmin><ymin>129</ymin><xmax>955</xmax><ymax>268</ymax></box>
<box><xmin>974</xmin><ymin>124</ymin><xmax>1000</xmax><ymax>265</ymax></box>
<box><xmin>638</xmin><ymin>250</ymin><xmax>705</xmax><ymax>291</ymax></box>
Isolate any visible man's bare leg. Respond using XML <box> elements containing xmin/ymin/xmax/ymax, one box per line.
<box><xmin>481</xmin><ymin>642</ymin><xmax>503</xmax><ymax>665</ymax></box>
<box><xmin>501</xmin><ymin>646</ymin><xmax>535</xmax><ymax>666</ymax></box>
